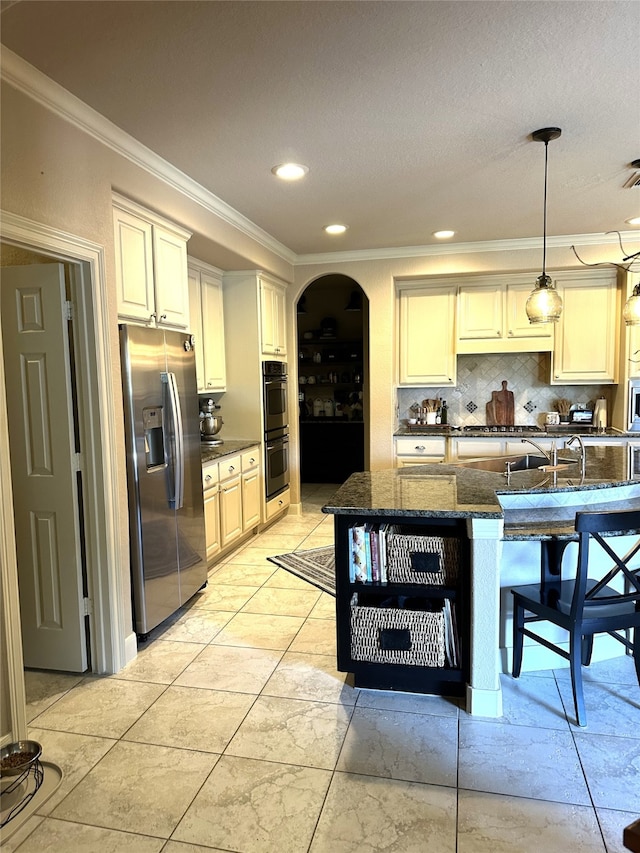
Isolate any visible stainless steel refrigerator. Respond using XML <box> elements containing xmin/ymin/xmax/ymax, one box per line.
<box><xmin>120</xmin><ymin>324</ymin><xmax>206</xmax><ymax>638</ymax></box>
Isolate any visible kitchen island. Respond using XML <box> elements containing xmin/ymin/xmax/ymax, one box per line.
<box><xmin>322</xmin><ymin>445</ymin><xmax>640</xmax><ymax>717</ymax></box>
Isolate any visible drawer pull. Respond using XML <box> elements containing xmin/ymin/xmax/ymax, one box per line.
<box><xmin>415</xmin><ymin>445</ymin><xmax>425</xmax><ymax>451</ymax></box>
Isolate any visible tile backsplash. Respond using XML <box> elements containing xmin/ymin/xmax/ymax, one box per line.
<box><xmin>396</xmin><ymin>353</ymin><xmax>610</xmax><ymax>428</ymax></box>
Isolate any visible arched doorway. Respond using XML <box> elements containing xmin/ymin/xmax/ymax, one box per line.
<box><xmin>296</xmin><ymin>275</ymin><xmax>368</xmax><ymax>484</ymax></box>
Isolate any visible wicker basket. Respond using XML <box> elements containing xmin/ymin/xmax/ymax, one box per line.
<box><xmin>350</xmin><ymin>602</ymin><xmax>446</xmax><ymax>667</ymax></box>
<box><xmin>385</xmin><ymin>527</ymin><xmax>460</xmax><ymax>585</ymax></box>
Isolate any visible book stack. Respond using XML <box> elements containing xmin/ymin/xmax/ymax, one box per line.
<box><xmin>349</xmin><ymin>522</ymin><xmax>394</xmax><ymax>583</ymax></box>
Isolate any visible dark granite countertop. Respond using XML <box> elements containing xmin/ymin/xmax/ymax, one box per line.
<box><xmin>394</xmin><ymin>425</ymin><xmax>627</xmax><ymax>438</ymax></box>
<box><xmin>201</xmin><ymin>439</ymin><xmax>260</xmax><ymax>465</ymax></box>
<box><xmin>322</xmin><ymin>446</ymin><xmax>640</xmax><ymax>532</ymax></box>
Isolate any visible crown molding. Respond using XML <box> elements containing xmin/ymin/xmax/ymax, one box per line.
<box><xmin>0</xmin><ymin>48</ymin><xmax>297</xmax><ymax>265</ymax></box>
<box><xmin>294</xmin><ymin>232</ymin><xmax>640</xmax><ymax>267</ymax></box>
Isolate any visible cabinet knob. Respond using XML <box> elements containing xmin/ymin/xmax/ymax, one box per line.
<box><xmin>508</xmin><ymin>329</ymin><xmax>513</xmax><ymax>337</ymax></box>
<box><xmin>415</xmin><ymin>445</ymin><xmax>425</xmax><ymax>451</ymax></box>
<box><xmin>150</xmin><ymin>312</ymin><xmax>157</xmax><ymax>321</ymax></box>
<box><xmin>228</xmin><ymin>465</ymin><xmax>235</xmax><ymax>473</ymax></box>
<box><xmin>249</xmin><ymin>457</ymin><xmax>255</xmax><ymax>464</ymax></box>
<box><xmin>205</xmin><ymin>474</ymin><xmax>212</xmax><ymax>482</ymax></box>
<box><xmin>160</xmin><ymin>313</ymin><xmax>167</xmax><ymax>321</ymax></box>
<box><xmin>496</xmin><ymin>330</ymin><xmax>500</xmax><ymax>336</ymax></box>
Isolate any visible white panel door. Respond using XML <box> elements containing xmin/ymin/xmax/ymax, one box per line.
<box><xmin>1</xmin><ymin>264</ymin><xmax>88</xmax><ymax>671</ymax></box>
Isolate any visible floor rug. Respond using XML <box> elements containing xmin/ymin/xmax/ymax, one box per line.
<box><xmin>267</xmin><ymin>546</ymin><xmax>336</xmax><ymax>596</ymax></box>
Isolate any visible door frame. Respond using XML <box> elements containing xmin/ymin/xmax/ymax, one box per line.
<box><xmin>1</xmin><ymin>211</ymin><xmax>130</xmax><ymax>740</ymax></box>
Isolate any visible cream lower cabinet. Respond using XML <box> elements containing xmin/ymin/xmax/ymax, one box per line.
<box><xmin>394</xmin><ymin>436</ymin><xmax>447</xmax><ymax>466</ymax></box>
<box><xmin>188</xmin><ymin>258</ymin><xmax>226</xmax><ymax>393</ymax></box>
<box><xmin>113</xmin><ymin>193</ymin><xmax>191</xmax><ymax>329</ymax></box>
<box><xmin>203</xmin><ymin>463</ymin><xmax>221</xmax><ymax>562</ymax></box>
<box><xmin>219</xmin><ymin>454</ymin><xmax>243</xmax><ymax>548</ymax></box>
<box><xmin>203</xmin><ymin>447</ymin><xmax>262</xmax><ymax>562</ymax></box>
<box><xmin>241</xmin><ymin>448</ymin><xmax>262</xmax><ymax>530</ymax></box>
<box><xmin>397</xmin><ymin>282</ymin><xmax>456</xmax><ymax>386</ymax></box>
<box><xmin>551</xmin><ymin>271</ymin><xmax>618</xmax><ymax>384</ymax></box>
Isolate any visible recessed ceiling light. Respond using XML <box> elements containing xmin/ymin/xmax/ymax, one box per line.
<box><xmin>324</xmin><ymin>224</ymin><xmax>348</xmax><ymax>235</ymax></box>
<box><xmin>271</xmin><ymin>163</ymin><xmax>309</xmax><ymax>180</ymax></box>
<box><xmin>433</xmin><ymin>230</ymin><xmax>455</xmax><ymax>239</ymax></box>
<box><xmin>626</xmin><ymin>216</ymin><xmax>640</xmax><ymax>226</ymax></box>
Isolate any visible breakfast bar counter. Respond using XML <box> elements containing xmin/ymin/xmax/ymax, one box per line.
<box><xmin>322</xmin><ymin>445</ymin><xmax>640</xmax><ymax>716</ymax></box>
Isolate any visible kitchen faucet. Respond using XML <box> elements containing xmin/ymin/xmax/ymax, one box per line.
<box><xmin>521</xmin><ymin>437</ymin><xmax>557</xmax><ymax>466</ymax></box>
<box><xmin>566</xmin><ymin>434</ymin><xmax>586</xmax><ymax>478</ymax></box>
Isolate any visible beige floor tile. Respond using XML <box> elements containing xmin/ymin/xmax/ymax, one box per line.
<box><xmin>0</xmin><ymin>814</ymin><xmax>44</xmax><ymax>852</ymax></box>
<box><xmin>173</xmin><ymin>754</ymin><xmax>331</xmax><ymax>853</ymax></box>
<box><xmin>154</xmin><ymin>609</ymin><xmax>233</xmax><ymax>644</ymax></box>
<box><xmin>212</xmin><ymin>611</ymin><xmax>304</xmax><ymax>649</ymax></box>
<box><xmin>240</xmin><ymin>586</ymin><xmax>321</xmax><ymax>617</ymax></box>
<box><xmin>207</xmin><ymin>562</ymin><xmax>276</xmax><ymax>585</ymax></box>
<box><xmin>189</xmin><ymin>583</ymin><xmax>259</xmax><ymax>611</ymax></box>
<box><xmin>262</xmin><ymin>567</ymin><xmax>322</xmax><ymax>590</ymax></box>
<box><xmin>51</xmin><ymin>740</ymin><xmax>217</xmax><ymax>838</ymax></box>
<box><xmin>264</xmin><ymin>651</ymin><xmax>358</xmax><ymax>705</ymax></box>
<box><xmin>29</xmin><ymin>677</ymin><xmax>165</xmax><ymax>738</ymax></box>
<box><xmin>163</xmin><ymin>842</ymin><xmax>228</xmax><ymax>853</ymax></box>
<box><xmin>226</xmin><ymin>695</ymin><xmax>352</xmax><ymax>769</ymax></box>
<box><xmin>28</xmin><ymin>727</ymin><xmax>117</xmax><ymax>815</ymax></box>
<box><xmin>309</xmin><ymin>593</ymin><xmax>337</xmax><ymax>619</ymax></box>
<box><xmin>4</xmin><ymin>817</ymin><xmax>165</xmax><ymax>852</ymax></box>
<box><xmin>175</xmin><ymin>644</ymin><xmax>283</xmax><ymax>693</ymax></box>
<box><xmin>337</xmin><ymin>707</ymin><xmax>458</xmax><ymax>786</ymax></box>
<box><xmin>300</xmin><ymin>533</ymin><xmax>336</xmax><ymax>549</ymax></box>
<box><xmin>115</xmin><ymin>639</ymin><xmax>204</xmax><ymax>684</ymax></box>
<box><xmin>123</xmin><ymin>685</ymin><xmax>255</xmax><ymax>752</ymax></box>
<box><xmin>457</xmin><ymin>790</ymin><xmax>606</xmax><ymax>852</ymax></box>
<box><xmin>23</xmin><ymin>671</ymin><xmax>84</xmax><ymax>723</ymax></box>
<box><xmin>309</xmin><ymin>771</ymin><xmax>457</xmax><ymax>853</ymax></box>
<box><xmin>289</xmin><ymin>618</ymin><xmax>337</xmax><ymax>655</ymax></box>
<box><xmin>225</xmin><ymin>546</ymin><xmax>284</xmax><ymax>564</ymax></box>
<box><xmin>251</xmin><ymin>532</ymin><xmax>307</xmax><ymax>550</ymax></box>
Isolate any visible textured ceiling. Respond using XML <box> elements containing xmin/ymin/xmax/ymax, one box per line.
<box><xmin>1</xmin><ymin>0</ymin><xmax>639</xmax><ymax>257</ymax></box>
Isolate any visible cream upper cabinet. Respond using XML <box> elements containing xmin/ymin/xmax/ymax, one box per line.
<box><xmin>260</xmin><ymin>276</ymin><xmax>287</xmax><ymax>356</ymax></box>
<box><xmin>550</xmin><ymin>270</ymin><xmax>619</xmax><ymax>384</ymax></box>
<box><xmin>457</xmin><ymin>276</ymin><xmax>553</xmax><ymax>354</ymax></box>
<box><xmin>113</xmin><ymin>193</ymin><xmax>191</xmax><ymax>329</ymax></box>
<box><xmin>397</xmin><ymin>282</ymin><xmax>457</xmax><ymax>386</ymax></box>
<box><xmin>188</xmin><ymin>258</ymin><xmax>226</xmax><ymax>393</ymax></box>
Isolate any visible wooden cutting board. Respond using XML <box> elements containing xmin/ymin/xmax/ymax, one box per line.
<box><xmin>486</xmin><ymin>380</ymin><xmax>514</xmax><ymax>426</ymax></box>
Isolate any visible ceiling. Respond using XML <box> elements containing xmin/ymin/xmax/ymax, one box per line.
<box><xmin>1</xmin><ymin>0</ymin><xmax>639</xmax><ymax>259</ymax></box>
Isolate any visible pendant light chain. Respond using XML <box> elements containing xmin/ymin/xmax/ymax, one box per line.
<box><xmin>542</xmin><ymin>139</ymin><xmax>549</xmax><ymax>279</ymax></box>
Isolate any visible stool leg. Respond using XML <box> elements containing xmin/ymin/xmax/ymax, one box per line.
<box><xmin>512</xmin><ymin>596</ymin><xmax>524</xmax><ymax>678</ymax></box>
<box><xmin>581</xmin><ymin>634</ymin><xmax>594</xmax><ymax>667</ymax></box>
<box><xmin>569</xmin><ymin>630</ymin><xmax>587</xmax><ymax>726</ymax></box>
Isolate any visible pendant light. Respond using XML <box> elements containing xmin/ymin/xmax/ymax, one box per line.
<box><xmin>623</xmin><ymin>282</ymin><xmax>640</xmax><ymax>325</ymax></box>
<box><xmin>525</xmin><ymin>127</ymin><xmax>563</xmax><ymax>324</ymax></box>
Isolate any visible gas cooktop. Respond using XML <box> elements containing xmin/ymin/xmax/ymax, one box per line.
<box><xmin>462</xmin><ymin>425</ymin><xmax>543</xmax><ymax>433</ymax></box>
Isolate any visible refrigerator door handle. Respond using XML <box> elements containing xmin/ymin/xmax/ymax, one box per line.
<box><xmin>162</xmin><ymin>371</ymin><xmax>185</xmax><ymax>510</ymax></box>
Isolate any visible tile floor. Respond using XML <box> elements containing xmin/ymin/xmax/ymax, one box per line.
<box><xmin>4</xmin><ymin>483</ymin><xmax>640</xmax><ymax>852</ymax></box>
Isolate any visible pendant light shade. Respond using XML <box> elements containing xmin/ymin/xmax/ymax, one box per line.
<box><xmin>526</xmin><ymin>127</ymin><xmax>563</xmax><ymax>324</ymax></box>
<box><xmin>623</xmin><ymin>282</ymin><xmax>640</xmax><ymax>326</ymax></box>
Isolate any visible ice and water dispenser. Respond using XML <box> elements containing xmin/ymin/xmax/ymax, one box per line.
<box><xmin>143</xmin><ymin>406</ymin><xmax>166</xmax><ymax>469</ymax></box>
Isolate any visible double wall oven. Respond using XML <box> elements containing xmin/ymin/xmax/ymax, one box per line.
<box><xmin>263</xmin><ymin>361</ymin><xmax>290</xmax><ymax>500</ymax></box>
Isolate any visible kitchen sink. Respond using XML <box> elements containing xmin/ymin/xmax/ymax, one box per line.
<box><xmin>453</xmin><ymin>454</ymin><xmax>574</xmax><ymax>473</ymax></box>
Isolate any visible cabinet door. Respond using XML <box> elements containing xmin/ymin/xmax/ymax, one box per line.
<box><xmin>204</xmin><ymin>486</ymin><xmax>221</xmax><ymax>561</ymax></box>
<box><xmin>188</xmin><ymin>269</ymin><xmax>205</xmax><ymax>392</ymax></box>
<box><xmin>398</xmin><ymin>286</ymin><xmax>456</xmax><ymax>385</ymax></box>
<box><xmin>458</xmin><ymin>285</ymin><xmax>503</xmax><ymax>340</ymax></box>
<box><xmin>242</xmin><ymin>470</ymin><xmax>262</xmax><ymax>530</ymax></box>
<box><xmin>201</xmin><ymin>272</ymin><xmax>227</xmax><ymax>391</ymax></box>
<box><xmin>260</xmin><ymin>279</ymin><xmax>287</xmax><ymax>356</ymax></box>
<box><xmin>220</xmin><ymin>475</ymin><xmax>243</xmax><ymax>546</ymax></box>
<box><xmin>152</xmin><ymin>225</ymin><xmax>190</xmax><ymax>329</ymax></box>
<box><xmin>506</xmin><ymin>283</ymin><xmax>554</xmax><ymax>342</ymax></box>
<box><xmin>551</xmin><ymin>275</ymin><xmax>618</xmax><ymax>384</ymax></box>
<box><xmin>113</xmin><ymin>208</ymin><xmax>155</xmax><ymax>323</ymax></box>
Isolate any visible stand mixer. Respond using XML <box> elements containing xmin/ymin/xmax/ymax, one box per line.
<box><xmin>199</xmin><ymin>399</ymin><xmax>224</xmax><ymax>445</ymax></box>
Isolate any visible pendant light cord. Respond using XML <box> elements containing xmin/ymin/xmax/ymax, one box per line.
<box><xmin>542</xmin><ymin>140</ymin><xmax>549</xmax><ymax>278</ymax></box>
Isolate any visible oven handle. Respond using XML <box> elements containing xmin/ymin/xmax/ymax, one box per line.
<box><xmin>266</xmin><ymin>436</ymin><xmax>289</xmax><ymax>450</ymax></box>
